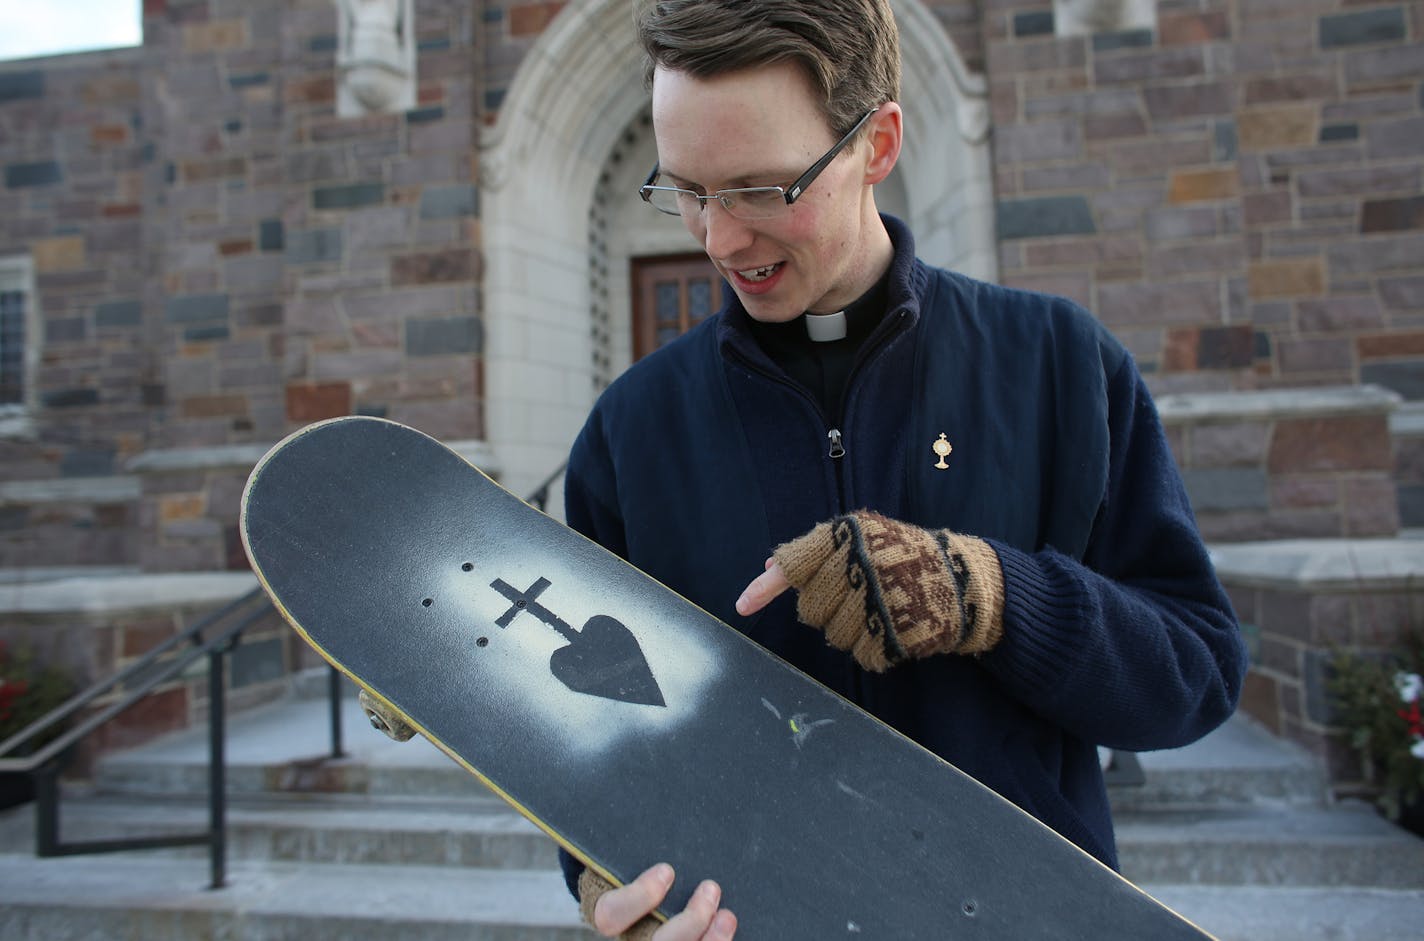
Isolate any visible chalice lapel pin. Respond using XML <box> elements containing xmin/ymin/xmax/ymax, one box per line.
<box><xmin>932</xmin><ymin>433</ymin><xmax>953</xmax><ymax>470</ymax></box>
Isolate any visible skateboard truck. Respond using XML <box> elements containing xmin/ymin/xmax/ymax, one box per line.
<box><xmin>359</xmin><ymin>688</ymin><xmax>417</xmax><ymax>742</ymax></box>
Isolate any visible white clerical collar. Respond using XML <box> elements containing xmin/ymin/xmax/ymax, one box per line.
<box><xmin>805</xmin><ymin>310</ymin><xmax>847</xmax><ymax>342</ymax></box>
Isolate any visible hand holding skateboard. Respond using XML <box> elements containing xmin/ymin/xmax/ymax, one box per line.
<box><xmin>591</xmin><ymin>865</ymin><xmax>737</xmax><ymax>941</ymax></box>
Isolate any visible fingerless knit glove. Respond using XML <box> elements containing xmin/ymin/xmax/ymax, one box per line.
<box><xmin>772</xmin><ymin>511</ymin><xmax>1006</xmax><ymax>673</ymax></box>
<box><xmin>578</xmin><ymin>869</ymin><xmax>660</xmax><ymax>941</ymax></box>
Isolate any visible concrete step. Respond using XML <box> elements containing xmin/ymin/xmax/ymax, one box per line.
<box><xmin>13</xmin><ymin>791</ymin><xmax>1418</xmax><ymax>892</ymax></box>
<box><xmin>1144</xmin><ymin>885</ymin><xmax>1424</xmax><ymax>941</ymax></box>
<box><xmin>1117</xmin><ymin>801</ymin><xmax>1424</xmax><ymax>888</ymax></box>
<box><xmin>99</xmin><ymin>691</ymin><xmax>1328</xmax><ymax>811</ymax></box>
<box><xmin>61</xmin><ymin>690</ymin><xmax>1421</xmax><ymax>941</ymax></box>
<box><xmin>0</xmin><ymin>795</ymin><xmax>562</xmax><ymax>871</ymax></box>
<box><xmin>1113</xmin><ymin>713</ymin><xmax>1329</xmax><ymax>813</ymax></box>
<box><xmin>93</xmin><ymin>687</ymin><xmax>489</xmax><ymax>799</ymax></box>
<box><xmin>0</xmin><ymin>853</ymin><xmax>596</xmax><ymax>941</ymax></box>
<box><xmin>0</xmin><ymin>848</ymin><xmax>1417</xmax><ymax>941</ymax></box>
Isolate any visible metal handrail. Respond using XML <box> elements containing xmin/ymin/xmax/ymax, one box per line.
<box><xmin>0</xmin><ymin>585</ymin><xmax>282</xmax><ymax>889</ymax></box>
<box><xmin>0</xmin><ymin>590</ymin><xmax>256</xmax><ymax>767</ymax></box>
<box><xmin>0</xmin><ymin>588</ymin><xmax>270</xmax><ymax>773</ymax></box>
<box><xmin>524</xmin><ymin>460</ymin><xmax>568</xmax><ymax>513</ymax></box>
<box><xmin>0</xmin><ymin>460</ymin><xmax>569</xmax><ymax>889</ymax></box>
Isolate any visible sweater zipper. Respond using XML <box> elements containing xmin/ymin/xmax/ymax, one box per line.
<box><xmin>824</xmin><ymin>308</ymin><xmax>912</xmax><ymax>466</ymax></box>
<box><xmin>728</xmin><ymin>308</ymin><xmax>910</xmax><ymax>499</ymax></box>
<box><xmin>726</xmin><ymin>349</ymin><xmax>846</xmax><ymax>505</ymax></box>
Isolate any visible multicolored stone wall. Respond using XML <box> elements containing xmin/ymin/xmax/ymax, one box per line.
<box><xmin>983</xmin><ymin>0</ymin><xmax>1422</xmax><ymax>398</ymax></box>
<box><xmin>0</xmin><ymin>0</ymin><xmax>490</xmax><ymax>570</ymax></box>
<box><xmin>1</xmin><ymin>0</ymin><xmax>1422</xmax><ymax>571</ymax></box>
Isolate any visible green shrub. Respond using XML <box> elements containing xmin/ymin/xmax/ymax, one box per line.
<box><xmin>0</xmin><ymin>642</ymin><xmax>74</xmax><ymax>754</ymax></box>
<box><xmin>1329</xmin><ymin>633</ymin><xmax>1424</xmax><ymax>821</ymax></box>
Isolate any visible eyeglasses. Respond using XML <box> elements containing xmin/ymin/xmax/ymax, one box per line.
<box><xmin>639</xmin><ymin>108</ymin><xmax>878</xmax><ymax>221</ymax></box>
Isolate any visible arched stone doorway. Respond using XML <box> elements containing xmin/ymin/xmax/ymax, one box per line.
<box><xmin>480</xmin><ymin>0</ymin><xmax>994</xmax><ymax>500</ymax></box>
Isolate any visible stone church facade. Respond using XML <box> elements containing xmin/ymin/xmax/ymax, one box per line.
<box><xmin>0</xmin><ymin>0</ymin><xmax>1422</xmax><ymax>776</ymax></box>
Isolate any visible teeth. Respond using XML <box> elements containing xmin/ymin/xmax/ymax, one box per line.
<box><xmin>738</xmin><ymin>264</ymin><xmax>779</xmax><ymax>282</ymax></box>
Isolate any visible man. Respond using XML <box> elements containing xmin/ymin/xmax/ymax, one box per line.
<box><xmin>561</xmin><ymin>2</ymin><xmax>1248</xmax><ymax>938</ymax></box>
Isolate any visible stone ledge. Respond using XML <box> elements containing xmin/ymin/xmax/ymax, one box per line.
<box><xmin>1158</xmin><ymin>384</ymin><xmax>1400</xmax><ymax>425</ymax></box>
<box><xmin>1210</xmin><ymin>538</ymin><xmax>1424</xmax><ymax>591</ymax></box>
<box><xmin>126</xmin><ymin>444</ymin><xmax>274</xmax><ymax>474</ymax></box>
<box><xmin>0</xmin><ymin>566</ymin><xmax>139</xmax><ymax>585</ymax></box>
<box><xmin>0</xmin><ymin>571</ymin><xmax>257</xmax><ymax>615</ymax></box>
<box><xmin>0</xmin><ymin>476</ymin><xmax>141</xmax><ymax>505</ymax></box>
<box><xmin>125</xmin><ymin>437</ymin><xmax>499</xmax><ymax>477</ymax></box>
<box><xmin>447</xmin><ymin>439</ymin><xmax>500</xmax><ymax>476</ymax></box>
<box><xmin>1388</xmin><ymin>400</ymin><xmax>1424</xmax><ymax>437</ymax></box>
<box><xmin>0</xmin><ymin>411</ymin><xmax>36</xmax><ymax>439</ymax></box>
<box><xmin>0</xmin><ymin>43</ymin><xmax>144</xmax><ymax>71</ymax></box>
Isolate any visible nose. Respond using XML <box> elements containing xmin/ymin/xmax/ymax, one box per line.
<box><xmin>698</xmin><ymin>199</ymin><xmax>755</xmax><ymax>261</ymax></box>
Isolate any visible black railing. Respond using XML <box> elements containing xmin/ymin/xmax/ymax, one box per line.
<box><xmin>0</xmin><ymin>460</ymin><xmax>567</xmax><ymax>889</ymax></box>
<box><xmin>524</xmin><ymin>460</ymin><xmax>568</xmax><ymax>514</ymax></box>
<box><xmin>0</xmin><ymin>586</ymin><xmax>278</xmax><ymax>888</ymax></box>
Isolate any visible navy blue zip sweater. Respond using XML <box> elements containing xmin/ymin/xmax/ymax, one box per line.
<box><xmin>560</xmin><ymin>216</ymin><xmax>1246</xmax><ymax>894</ymax></box>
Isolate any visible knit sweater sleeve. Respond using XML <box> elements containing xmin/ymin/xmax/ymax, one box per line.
<box><xmin>979</xmin><ymin>356</ymin><xmax>1247</xmax><ymax>752</ymax></box>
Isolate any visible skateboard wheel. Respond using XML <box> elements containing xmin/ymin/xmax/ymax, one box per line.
<box><xmin>358</xmin><ymin>688</ymin><xmax>417</xmax><ymax>742</ymax></box>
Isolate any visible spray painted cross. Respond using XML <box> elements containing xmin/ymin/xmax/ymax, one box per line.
<box><xmin>490</xmin><ymin>576</ymin><xmax>666</xmax><ymax>708</ymax></box>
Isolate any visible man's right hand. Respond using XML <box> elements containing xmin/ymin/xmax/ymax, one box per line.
<box><xmin>585</xmin><ymin>863</ymin><xmax>737</xmax><ymax>940</ymax></box>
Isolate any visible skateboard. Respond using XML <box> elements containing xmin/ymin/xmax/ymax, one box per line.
<box><xmin>240</xmin><ymin>416</ymin><xmax>1213</xmax><ymax>939</ymax></box>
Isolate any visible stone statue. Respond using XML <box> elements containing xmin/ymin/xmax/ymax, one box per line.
<box><xmin>335</xmin><ymin>0</ymin><xmax>416</xmax><ymax>117</ymax></box>
<box><xmin>1054</xmin><ymin>0</ymin><xmax>1155</xmax><ymax>36</ymax></box>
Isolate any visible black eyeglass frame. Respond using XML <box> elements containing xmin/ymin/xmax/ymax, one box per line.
<box><xmin>639</xmin><ymin>107</ymin><xmax>879</xmax><ymax>216</ymax></box>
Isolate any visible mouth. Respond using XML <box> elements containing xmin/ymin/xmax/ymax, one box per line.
<box><xmin>733</xmin><ymin>263</ymin><xmax>783</xmax><ymax>283</ymax></box>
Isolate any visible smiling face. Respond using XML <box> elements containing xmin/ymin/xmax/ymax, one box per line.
<box><xmin>650</xmin><ymin>62</ymin><xmax>901</xmax><ymax>323</ymax></box>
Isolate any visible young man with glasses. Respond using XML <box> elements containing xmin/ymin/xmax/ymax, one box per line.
<box><xmin>563</xmin><ymin>2</ymin><xmax>1247</xmax><ymax>938</ymax></box>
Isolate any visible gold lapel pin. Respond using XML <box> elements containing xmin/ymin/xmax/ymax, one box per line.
<box><xmin>932</xmin><ymin>433</ymin><xmax>953</xmax><ymax>470</ymax></box>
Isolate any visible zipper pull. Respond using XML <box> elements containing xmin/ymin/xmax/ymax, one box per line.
<box><xmin>827</xmin><ymin>429</ymin><xmax>846</xmax><ymax>459</ymax></box>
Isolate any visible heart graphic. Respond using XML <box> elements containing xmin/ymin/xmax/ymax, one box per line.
<box><xmin>548</xmin><ymin>614</ymin><xmax>665</xmax><ymax>707</ymax></box>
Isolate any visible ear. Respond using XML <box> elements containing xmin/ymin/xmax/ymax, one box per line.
<box><xmin>861</xmin><ymin>102</ymin><xmax>903</xmax><ymax>187</ymax></box>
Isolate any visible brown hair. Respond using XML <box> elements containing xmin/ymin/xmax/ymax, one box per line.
<box><xmin>636</xmin><ymin>0</ymin><xmax>901</xmax><ymax>138</ymax></box>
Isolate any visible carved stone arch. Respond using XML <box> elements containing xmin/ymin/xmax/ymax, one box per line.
<box><xmin>480</xmin><ymin>0</ymin><xmax>994</xmax><ymax>499</ymax></box>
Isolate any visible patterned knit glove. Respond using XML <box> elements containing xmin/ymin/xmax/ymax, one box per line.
<box><xmin>772</xmin><ymin>511</ymin><xmax>1005</xmax><ymax>673</ymax></box>
<box><xmin>578</xmin><ymin>869</ymin><xmax>660</xmax><ymax>941</ymax></box>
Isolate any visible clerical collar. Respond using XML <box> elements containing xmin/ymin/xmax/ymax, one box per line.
<box><xmin>744</xmin><ymin>265</ymin><xmax>892</xmax><ymax>358</ymax></box>
<box><xmin>806</xmin><ymin>266</ymin><xmax>892</xmax><ymax>345</ymax></box>
<box><xmin>805</xmin><ymin>310</ymin><xmax>847</xmax><ymax>342</ymax></box>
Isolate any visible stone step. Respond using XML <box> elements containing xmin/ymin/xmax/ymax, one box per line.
<box><xmin>94</xmin><ymin>749</ymin><xmax>494</xmax><ymax>800</ymax></box>
<box><xmin>92</xmin><ymin>689</ymin><xmax>489</xmax><ymax>799</ymax></box>
<box><xmin>98</xmin><ymin>691</ymin><xmax>1328</xmax><ymax>813</ymax></box>
<box><xmin>12</xmin><ymin>793</ymin><xmax>1418</xmax><ymax>893</ymax></box>
<box><xmin>0</xmin><ymin>849</ymin><xmax>1418</xmax><ymax>941</ymax></box>
<box><xmin>0</xmin><ymin>795</ymin><xmax>562</xmax><ymax>871</ymax></box>
<box><xmin>0</xmin><ymin>853</ymin><xmax>596</xmax><ymax>941</ymax></box>
<box><xmin>1146</xmin><ymin>885</ymin><xmax>1424</xmax><ymax>941</ymax></box>
<box><xmin>1114</xmin><ymin>713</ymin><xmax>1329</xmax><ymax>813</ymax></box>
<box><xmin>1116</xmin><ymin>801</ymin><xmax>1424</xmax><ymax>889</ymax></box>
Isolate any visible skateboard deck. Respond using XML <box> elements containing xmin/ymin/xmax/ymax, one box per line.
<box><xmin>241</xmin><ymin>416</ymin><xmax>1213</xmax><ymax>939</ymax></box>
